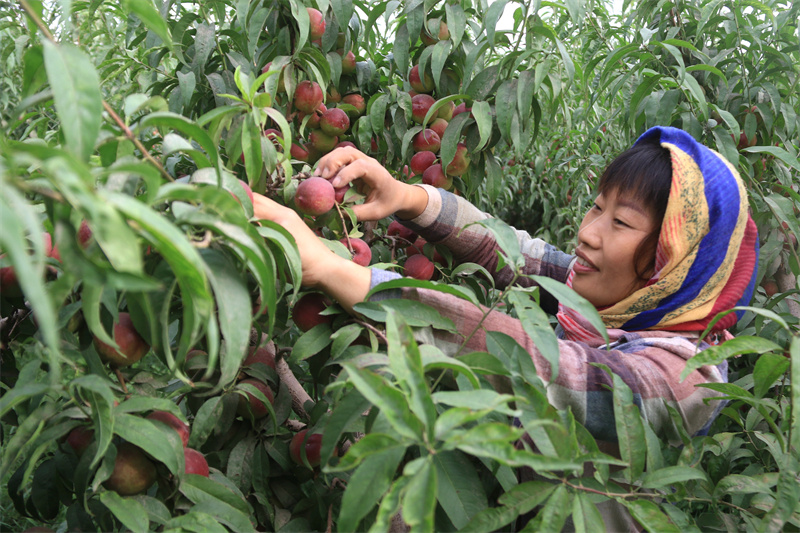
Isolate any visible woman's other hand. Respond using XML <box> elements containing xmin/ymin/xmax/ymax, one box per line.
<box><xmin>252</xmin><ymin>192</ymin><xmax>371</xmax><ymax>310</ymax></box>
<box><xmin>314</xmin><ymin>147</ymin><xmax>428</xmax><ymax>221</ymax></box>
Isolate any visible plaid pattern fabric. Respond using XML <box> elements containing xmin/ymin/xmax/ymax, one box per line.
<box><xmin>372</xmin><ymin>178</ymin><xmax>731</xmax><ymax>443</ymax></box>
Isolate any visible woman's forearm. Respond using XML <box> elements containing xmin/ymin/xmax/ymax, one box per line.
<box><xmin>314</xmin><ymin>256</ymin><xmax>372</xmax><ymax>312</ymax></box>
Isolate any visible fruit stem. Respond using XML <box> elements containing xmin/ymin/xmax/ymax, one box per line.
<box><xmin>114</xmin><ymin>367</ymin><xmax>129</xmax><ymax>395</ymax></box>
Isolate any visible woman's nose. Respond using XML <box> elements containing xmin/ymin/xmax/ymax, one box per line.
<box><xmin>577</xmin><ymin>215</ymin><xmax>603</xmax><ymax>248</ymax></box>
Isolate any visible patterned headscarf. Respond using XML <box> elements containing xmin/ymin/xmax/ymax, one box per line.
<box><xmin>558</xmin><ymin>127</ymin><xmax>759</xmax><ymax>344</ymax></box>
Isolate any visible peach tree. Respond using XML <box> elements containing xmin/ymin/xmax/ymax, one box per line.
<box><xmin>1</xmin><ymin>0</ymin><xmax>798</xmax><ymax>531</ymax></box>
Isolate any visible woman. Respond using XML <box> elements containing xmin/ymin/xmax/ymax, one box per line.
<box><xmin>253</xmin><ymin>126</ymin><xmax>759</xmax><ymax>529</ymax></box>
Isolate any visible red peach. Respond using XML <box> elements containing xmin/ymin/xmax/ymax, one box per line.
<box><xmin>410</xmin><ymin>151</ymin><xmax>437</xmax><ymax>175</ymax></box>
<box><xmin>184</xmin><ymin>447</ymin><xmax>210</xmax><ymax>476</ymax></box>
<box><xmin>411</xmin><ymin>94</ymin><xmax>437</xmax><ymax>124</ymax></box>
<box><xmin>409</xmin><ymin>64</ymin><xmax>434</xmax><ymax>93</ymax></box>
<box><xmin>294</xmin><ymin>81</ymin><xmax>324</xmax><ymax>114</ymax></box>
<box><xmin>307</xmin><ymin>7</ymin><xmax>326</xmax><ymax>40</ymax></box>
<box><xmin>422</xmin><ymin>163</ymin><xmax>452</xmax><ymax>189</ymax></box>
<box><xmin>320</xmin><ymin>107</ymin><xmax>350</xmax><ymax>136</ymax></box>
<box><xmin>341</xmin><ymin>237</ymin><xmax>372</xmax><ymax>266</ymax></box>
<box><xmin>295</xmin><ymin>177</ymin><xmax>336</xmax><ymax>216</ymax></box>
<box><xmin>292</xmin><ymin>293</ymin><xmax>333</xmax><ymax>331</ymax></box>
<box><xmin>147</xmin><ymin>411</ymin><xmax>190</xmax><ymax>448</ymax></box>
<box><xmin>413</xmin><ymin>129</ymin><xmax>441</xmax><ymax>153</ymax></box>
<box><xmin>405</xmin><ymin>254</ymin><xmax>435</xmax><ymax>280</ymax></box>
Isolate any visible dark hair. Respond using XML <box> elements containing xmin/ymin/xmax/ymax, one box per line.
<box><xmin>597</xmin><ymin>140</ymin><xmax>672</xmax><ymax>281</ymax></box>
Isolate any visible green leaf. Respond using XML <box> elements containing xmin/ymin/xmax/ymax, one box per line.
<box><xmin>680</xmin><ymin>336</ymin><xmax>782</xmax><ymax>381</ymax></box>
<box><xmin>291</xmin><ymin>323</ymin><xmax>333</xmax><ymax>360</ymax></box>
<box><xmin>421</xmin><ymin>349</ymin><xmax>481</xmax><ymax>388</ymax></box>
<box><xmin>99</xmin><ymin>491</ymin><xmax>149</xmax><ymax>533</ymax></box>
<box><xmin>331</xmin><ymin>433</ymin><xmax>407</xmax><ymax>472</ymax></box>
<box><xmin>109</xmin><ymin>193</ymin><xmax>213</xmax><ymax>354</ymax></box>
<box><xmin>123</xmin><ymin>0</ymin><xmax>172</xmax><ymax>48</ymax></box>
<box><xmin>355</xmin><ymin>298</ymin><xmax>456</xmax><ymax>329</ymax></box>
<box><xmin>0</xmin><ymin>383</ymin><xmax>50</xmax><ymax>420</ymax></box>
<box><xmin>365</xmin><ymin>277</ymin><xmax>479</xmax><ymax>306</ymax></box>
<box><xmin>464</xmin><ymin>65</ymin><xmax>500</xmax><ymax>101</ymax></box>
<box><xmin>343</xmin><ymin>365</ymin><xmax>423</xmax><ymax>441</ymax></box>
<box><xmin>619</xmin><ymin>499</ymin><xmax>680</xmax><ymax>533</ymax></box>
<box><xmin>507</xmin><ymin>291</ymin><xmax>560</xmax><ymax>380</ymax></box>
<box><xmin>386</xmin><ymin>312</ymin><xmax>437</xmax><ymax>437</ymax></box>
<box><xmin>179</xmin><ymin>476</ymin><xmax>254</xmax><ymax>531</ymax></box>
<box><xmin>742</xmin><ymin>146</ymin><xmax>800</xmax><ymax>173</ymax></box>
<box><xmin>463</xmin><ymin>481</ymin><xmax>555</xmax><ymax>532</ymax></box>
<box><xmin>594</xmin><ymin>364</ymin><xmax>646</xmax><ymax>483</ymax></box>
<box><xmin>440</xmin><ymin>112</ymin><xmax>472</xmax><ymax>174</ymax></box>
<box><xmin>402</xmin><ymin>457</ymin><xmax>437</xmax><ymax>532</ymax></box>
<box><xmin>483</xmin><ymin>0</ymin><xmax>508</xmax><ymax>46</ymax></box>
<box><xmin>43</xmin><ymin>41</ymin><xmax>102</xmax><ymax>161</ymax></box>
<box><xmin>470</xmin><ymin>100</ymin><xmax>493</xmax><ymax>151</ymax></box>
<box><xmin>163</xmin><ymin>511</ymin><xmax>229</xmax><ymax>533</ymax></box>
<box><xmin>338</xmin><ymin>445</ymin><xmax>406</xmax><ymax>532</ymax></box>
<box><xmin>432</xmin><ymin>390</ymin><xmax>517</xmax><ymax>414</ymax></box>
<box><xmin>200</xmin><ymin>250</ymin><xmax>251</xmax><ymax>388</ymax></box>
<box><xmin>571</xmin><ymin>492</ymin><xmax>605</xmax><ymax>533</ymax></box>
<box><xmin>137</xmin><ymin>112</ymin><xmax>220</xmax><ymax>173</ymax></box>
<box><xmin>114</xmin><ymin>414</ymin><xmax>183</xmax><ymax>475</ymax></box>
<box><xmin>753</xmin><ymin>352</ymin><xmax>790</xmax><ymax>399</ymax></box>
<box><xmin>523</xmin><ymin>484</ymin><xmax>572</xmax><ymax>532</ymax></box>
<box><xmin>531</xmin><ymin>275</ymin><xmax>609</xmax><ymax>346</ymax></box>
<box><xmin>456</xmin><ymin>352</ymin><xmax>511</xmax><ymax>376</ymax></box>
<box><xmin>714</xmin><ymin>474</ymin><xmax>774</xmax><ymax>497</ymax></box>
<box><xmin>759</xmin><ymin>467</ymin><xmax>800</xmax><ymax>533</ymax></box>
<box><xmin>641</xmin><ymin>466</ymin><xmax>708</xmax><ymax>489</ymax></box>
<box><xmin>321</xmin><ymin>389</ymin><xmax>371</xmax><ymax>469</ymax></box>
<box><xmin>433</xmin><ymin>451</ymin><xmax>488</xmax><ymax>528</ymax></box>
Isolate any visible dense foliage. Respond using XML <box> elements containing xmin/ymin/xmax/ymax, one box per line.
<box><xmin>1</xmin><ymin>0</ymin><xmax>798</xmax><ymax>531</ymax></box>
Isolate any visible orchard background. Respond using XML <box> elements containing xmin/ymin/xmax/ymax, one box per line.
<box><xmin>1</xmin><ymin>0</ymin><xmax>799</xmax><ymax>531</ymax></box>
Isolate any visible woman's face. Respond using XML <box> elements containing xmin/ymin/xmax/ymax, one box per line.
<box><xmin>571</xmin><ymin>189</ymin><xmax>659</xmax><ymax>308</ymax></box>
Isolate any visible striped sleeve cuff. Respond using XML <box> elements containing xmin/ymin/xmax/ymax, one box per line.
<box><xmin>368</xmin><ymin>268</ymin><xmax>403</xmax><ymax>301</ymax></box>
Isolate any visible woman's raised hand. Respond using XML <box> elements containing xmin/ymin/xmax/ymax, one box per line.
<box><xmin>252</xmin><ymin>193</ymin><xmax>338</xmax><ymax>289</ymax></box>
<box><xmin>314</xmin><ymin>147</ymin><xmax>428</xmax><ymax>221</ymax></box>
<box><xmin>251</xmin><ymin>192</ymin><xmax>372</xmax><ymax>309</ymax></box>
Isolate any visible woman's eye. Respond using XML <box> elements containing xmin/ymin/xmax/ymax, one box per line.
<box><xmin>614</xmin><ymin>219</ymin><xmax>629</xmax><ymax>227</ymax></box>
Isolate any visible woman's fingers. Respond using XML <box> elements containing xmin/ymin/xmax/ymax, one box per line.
<box><xmin>315</xmin><ymin>146</ymin><xmax>367</xmax><ymax>181</ymax></box>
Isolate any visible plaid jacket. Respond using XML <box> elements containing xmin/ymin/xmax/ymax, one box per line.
<box><xmin>370</xmin><ymin>185</ymin><xmax>728</xmax><ymax>444</ymax></box>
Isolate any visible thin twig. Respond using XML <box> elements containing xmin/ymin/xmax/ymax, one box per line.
<box><xmin>102</xmin><ymin>102</ymin><xmax>174</xmax><ymax>182</ymax></box>
<box><xmin>352</xmin><ymin>318</ymin><xmax>388</xmax><ymax>345</ymax></box>
<box><xmin>114</xmin><ymin>367</ymin><xmax>129</xmax><ymax>395</ymax></box>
